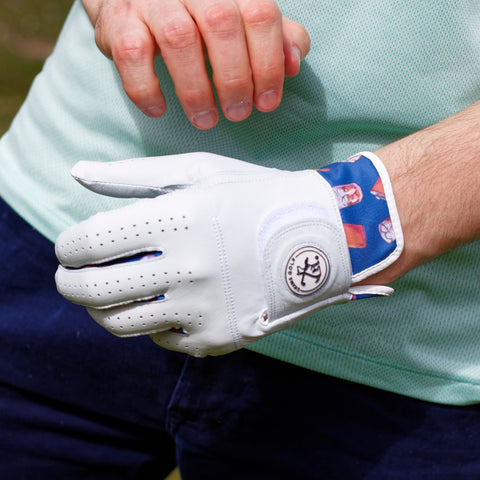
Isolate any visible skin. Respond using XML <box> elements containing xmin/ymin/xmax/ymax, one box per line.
<box><xmin>81</xmin><ymin>0</ymin><xmax>311</xmax><ymax>129</ymax></box>
<box><xmin>82</xmin><ymin>0</ymin><xmax>480</xmax><ymax>287</ymax></box>
<box><xmin>362</xmin><ymin>102</ymin><xmax>480</xmax><ymax>285</ymax></box>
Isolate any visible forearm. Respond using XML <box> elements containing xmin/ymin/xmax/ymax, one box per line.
<box><xmin>366</xmin><ymin>101</ymin><xmax>480</xmax><ymax>284</ymax></box>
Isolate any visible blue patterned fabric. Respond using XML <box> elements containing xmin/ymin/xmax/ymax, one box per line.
<box><xmin>317</xmin><ymin>154</ymin><xmax>397</xmax><ymax>277</ymax></box>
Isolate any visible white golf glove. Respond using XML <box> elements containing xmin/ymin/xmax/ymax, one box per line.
<box><xmin>55</xmin><ymin>151</ymin><xmax>403</xmax><ymax>357</ymax></box>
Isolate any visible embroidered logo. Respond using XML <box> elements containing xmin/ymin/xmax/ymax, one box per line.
<box><xmin>285</xmin><ymin>246</ymin><xmax>330</xmax><ymax>296</ymax></box>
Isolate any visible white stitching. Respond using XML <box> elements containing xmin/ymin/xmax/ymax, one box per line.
<box><xmin>212</xmin><ymin>216</ymin><xmax>242</xmax><ymax>350</ymax></box>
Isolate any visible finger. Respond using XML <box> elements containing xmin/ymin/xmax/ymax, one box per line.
<box><xmin>95</xmin><ymin>7</ymin><xmax>166</xmax><ymax>117</ymax></box>
<box><xmin>88</xmin><ymin>298</ymin><xmax>205</xmax><ymax>338</ymax></box>
<box><xmin>147</xmin><ymin>0</ymin><xmax>219</xmax><ymax>129</ymax></box>
<box><xmin>70</xmin><ymin>157</ymin><xmax>192</xmax><ymax>199</ymax></box>
<box><xmin>55</xmin><ymin>255</ymin><xmax>167</xmax><ymax>309</ymax></box>
<box><xmin>236</xmin><ymin>0</ymin><xmax>285</xmax><ymax>113</ymax></box>
<box><xmin>69</xmin><ymin>152</ymin><xmax>254</xmax><ymax>198</ymax></box>
<box><xmin>55</xmin><ymin>198</ymin><xmax>190</xmax><ymax>268</ymax></box>
<box><xmin>87</xmin><ymin>303</ymin><xmax>174</xmax><ymax>337</ymax></box>
<box><xmin>282</xmin><ymin>16</ymin><xmax>311</xmax><ymax>77</ymax></box>
<box><xmin>186</xmin><ymin>0</ymin><xmax>254</xmax><ymax>122</ymax></box>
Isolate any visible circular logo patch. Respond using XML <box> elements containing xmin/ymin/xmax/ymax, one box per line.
<box><xmin>285</xmin><ymin>246</ymin><xmax>330</xmax><ymax>296</ymax></box>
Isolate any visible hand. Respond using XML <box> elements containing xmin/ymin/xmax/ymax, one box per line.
<box><xmin>81</xmin><ymin>0</ymin><xmax>311</xmax><ymax>129</ymax></box>
<box><xmin>55</xmin><ymin>152</ymin><xmax>402</xmax><ymax>357</ymax></box>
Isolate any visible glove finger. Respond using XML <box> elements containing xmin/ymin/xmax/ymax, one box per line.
<box><xmin>150</xmin><ymin>330</ymin><xmax>208</xmax><ymax>358</ymax></box>
<box><xmin>86</xmin><ymin>301</ymin><xmax>180</xmax><ymax>337</ymax></box>
<box><xmin>71</xmin><ymin>152</ymin><xmax>259</xmax><ymax>198</ymax></box>
<box><xmin>55</xmin><ymin>254</ymin><xmax>169</xmax><ymax>309</ymax></box>
<box><xmin>87</xmin><ymin>294</ymin><xmax>205</xmax><ymax>338</ymax></box>
<box><xmin>55</xmin><ymin>195</ymin><xmax>190</xmax><ymax>268</ymax></box>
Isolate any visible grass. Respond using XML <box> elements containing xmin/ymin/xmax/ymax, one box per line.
<box><xmin>1</xmin><ymin>1</ymin><xmax>182</xmax><ymax>478</ymax></box>
<box><xmin>0</xmin><ymin>0</ymin><xmax>73</xmax><ymax>134</ymax></box>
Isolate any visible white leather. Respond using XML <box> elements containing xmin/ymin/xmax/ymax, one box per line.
<box><xmin>55</xmin><ymin>152</ymin><xmax>395</xmax><ymax>357</ymax></box>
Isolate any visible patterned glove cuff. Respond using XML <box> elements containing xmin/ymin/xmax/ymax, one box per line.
<box><xmin>317</xmin><ymin>152</ymin><xmax>403</xmax><ymax>282</ymax></box>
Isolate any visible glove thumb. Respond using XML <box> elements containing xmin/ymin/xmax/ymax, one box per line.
<box><xmin>70</xmin><ymin>152</ymin><xmax>259</xmax><ymax>198</ymax></box>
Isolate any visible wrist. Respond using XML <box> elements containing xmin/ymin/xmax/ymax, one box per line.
<box><xmin>371</xmin><ymin>103</ymin><xmax>480</xmax><ymax>283</ymax></box>
<box><xmin>371</xmin><ymin>140</ymin><xmax>443</xmax><ymax>284</ymax></box>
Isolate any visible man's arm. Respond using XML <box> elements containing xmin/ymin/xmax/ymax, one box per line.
<box><xmin>53</xmin><ymin>104</ymin><xmax>480</xmax><ymax>355</ymax></box>
<box><xmin>81</xmin><ymin>0</ymin><xmax>310</xmax><ymax>129</ymax></box>
<box><xmin>366</xmin><ymin>101</ymin><xmax>480</xmax><ymax>285</ymax></box>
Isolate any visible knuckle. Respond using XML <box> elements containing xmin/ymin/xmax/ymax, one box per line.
<box><xmin>180</xmin><ymin>87</ymin><xmax>211</xmax><ymax>110</ymax></box>
<box><xmin>157</xmin><ymin>18</ymin><xmax>198</xmax><ymax>50</ymax></box>
<box><xmin>216</xmin><ymin>68</ymin><xmax>253</xmax><ymax>90</ymax></box>
<box><xmin>254</xmin><ymin>61</ymin><xmax>283</xmax><ymax>80</ymax></box>
<box><xmin>113</xmin><ymin>32</ymin><xmax>151</xmax><ymax>61</ymax></box>
<box><xmin>202</xmin><ymin>3</ymin><xmax>241</xmax><ymax>35</ymax></box>
<box><xmin>127</xmin><ymin>83</ymin><xmax>159</xmax><ymax>105</ymax></box>
<box><xmin>241</xmin><ymin>0</ymin><xmax>281</xmax><ymax>28</ymax></box>
<box><xmin>220</xmin><ymin>76</ymin><xmax>252</xmax><ymax>93</ymax></box>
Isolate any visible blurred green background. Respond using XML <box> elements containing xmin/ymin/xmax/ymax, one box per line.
<box><xmin>0</xmin><ymin>0</ymin><xmax>73</xmax><ymax>135</ymax></box>
<box><xmin>0</xmin><ymin>1</ymin><xmax>181</xmax><ymax>477</ymax></box>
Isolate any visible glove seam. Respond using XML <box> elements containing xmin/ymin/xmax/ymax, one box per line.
<box><xmin>212</xmin><ymin>216</ymin><xmax>243</xmax><ymax>351</ymax></box>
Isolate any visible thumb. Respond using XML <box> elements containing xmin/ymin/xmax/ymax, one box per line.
<box><xmin>282</xmin><ymin>16</ymin><xmax>311</xmax><ymax>77</ymax></box>
<box><xmin>70</xmin><ymin>152</ymin><xmax>257</xmax><ymax>198</ymax></box>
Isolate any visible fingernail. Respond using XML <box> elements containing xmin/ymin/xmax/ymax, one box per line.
<box><xmin>192</xmin><ymin>109</ymin><xmax>218</xmax><ymax>129</ymax></box>
<box><xmin>256</xmin><ymin>90</ymin><xmax>279</xmax><ymax>111</ymax></box>
<box><xmin>142</xmin><ymin>106</ymin><xmax>165</xmax><ymax>117</ymax></box>
<box><xmin>226</xmin><ymin>101</ymin><xmax>251</xmax><ymax>122</ymax></box>
<box><xmin>292</xmin><ymin>45</ymin><xmax>302</xmax><ymax>64</ymax></box>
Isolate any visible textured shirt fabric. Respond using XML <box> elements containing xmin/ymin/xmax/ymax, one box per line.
<box><xmin>1</xmin><ymin>0</ymin><xmax>480</xmax><ymax>404</ymax></box>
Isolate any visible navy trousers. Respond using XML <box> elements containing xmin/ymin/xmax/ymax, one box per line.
<box><xmin>2</xmin><ymin>197</ymin><xmax>480</xmax><ymax>479</ymax></box>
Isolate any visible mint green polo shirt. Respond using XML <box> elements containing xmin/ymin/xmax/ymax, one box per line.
<box><xmin>1</xmin><ymin>0</ymin><xmax>480</xmax><ymax>404</ymax></box>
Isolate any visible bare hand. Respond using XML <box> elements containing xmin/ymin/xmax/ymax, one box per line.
<box><xmin>82</xmin><ymin>0</ymin><xmax>310</xmax><ymax>129</ymax></box>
